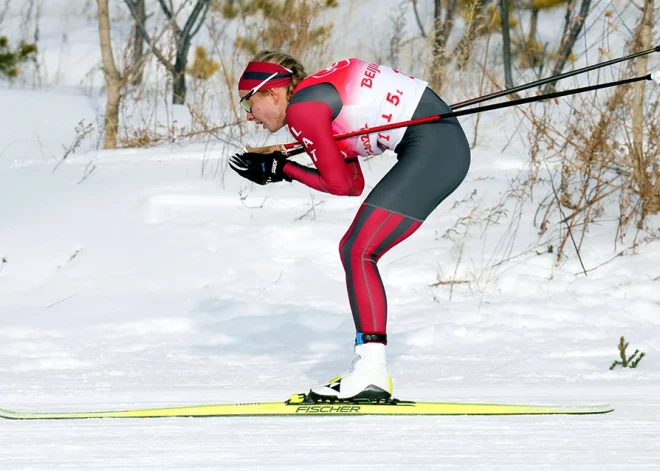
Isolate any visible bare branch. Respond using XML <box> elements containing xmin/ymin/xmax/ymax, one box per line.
<box><xmin>97</xmin><ymin>0</ymin><xmax>122</xmax><ymax>84</ymax></box>
<box><xmin>411</xmin><ymin>0</ymin><xmax>426</xmax><ymax>38</ymax></box>
<box><xmin>124</xmin><ymin>0</ymin><xmax>174</xmax><ymax>70</ymax></box>
<box><xmin>543</xmin><ymin>160</ymin><xmax>588</xmax><ymax>276</ymax></box>
<box><xmin>0</xmin><ymin>0</ymin><xmax>12</xmax><ymax>25</ymax></box>
<box><xmin>543</xmin><ymin>0</ymin><xmax>592</xmax><ymax>93</ymax></box>
<box><xmin>181</xmin><ymin>0</ymin><xmax>210</xmax><ymax>46</ymax></box>
<box><xmin>157</xmin><ymin>0</ymin><xmax>174</xmax><ymax>20</ymax></box>
<box><xmin>188</xmin><ymin>0</ymin><xmax>210</xmax><ymax>39</ymax></box>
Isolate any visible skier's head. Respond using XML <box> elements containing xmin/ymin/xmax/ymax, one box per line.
<box><xmin>238</xmin><ymin>51</ymin><xmax>307</xmax><ymax>132</ymax></box>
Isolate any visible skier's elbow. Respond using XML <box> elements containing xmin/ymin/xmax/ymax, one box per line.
<box><xmin>349</xmin><ymin>177</ymin><xmax>364</xmax><ymax>196</ymax></box>
<box><xmin>324</xmin><ymin>174</ymin><xmax>364</xmax><ymax>196</ymax></box>
<box><xmin>325</xmin><ymin>180</ymin><xmax>361</xmax><ymax>196</ymax></box>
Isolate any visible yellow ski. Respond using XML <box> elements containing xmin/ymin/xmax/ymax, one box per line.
<box><xmin>0</xmin><ymin>394</ymin><xmax>613</xmax><ymax>420</ymax></box>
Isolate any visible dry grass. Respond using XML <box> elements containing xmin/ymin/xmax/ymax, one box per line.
<box><xmin>523</xmin><ymin>46</ymin><xmax>660</xmax><ymax>264</ymax></box>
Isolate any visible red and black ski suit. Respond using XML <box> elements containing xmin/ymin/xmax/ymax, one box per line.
<box><xmin>281</xmin><ymin>59</ymin><xmax>471</xmax><ymax>341</ymax></box>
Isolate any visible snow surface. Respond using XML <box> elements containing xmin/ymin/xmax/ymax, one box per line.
<box><xmin>1</xmin><ymin>0</ymin><xmax>659</xmax><ymax>469</ymax></box>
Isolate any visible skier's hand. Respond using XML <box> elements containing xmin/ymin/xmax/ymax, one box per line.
<box><xmin>229</xmin><ymin>151</ymin><xmax>291</xmax><ymax>185</ymax></box>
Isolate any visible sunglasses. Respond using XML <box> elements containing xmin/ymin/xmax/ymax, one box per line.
<box><xmin>239</xmin><ymin>67</ymin><xmax>292</xmax><ymax>113</ymax></box>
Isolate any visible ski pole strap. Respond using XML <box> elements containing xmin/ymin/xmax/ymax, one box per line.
<box><xmin>355</xmin><ymin>332</ymin><xmax>387</xmax><ymax>345</ymax></box>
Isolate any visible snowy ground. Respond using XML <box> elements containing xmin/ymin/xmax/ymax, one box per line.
<box><xmin>1</xmin><ymin>396</ymin><xmax>658</xmax><ymax>470</ymax></box>
<box><xmin>2</xmin><ymin>86</ymin><xmax>659</xmax><ymax>469</ymax></box>
<box><xmin>1</xmin><ymin>0</ymin><xmax>660</xmax><ymax>469</ymax></box>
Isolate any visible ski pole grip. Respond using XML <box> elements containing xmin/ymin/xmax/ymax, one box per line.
<box><xmin>245</xmin><ymin>144</ymin><xmax>288</xmax><ymax>155</ymax></box>
<box><xmin>651</xmin><ymin>71</ymin><xmax>660</xmax><ymax>85</ymax></box>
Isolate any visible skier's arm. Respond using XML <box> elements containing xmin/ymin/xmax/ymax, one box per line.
<box><xmin>283</xmin><ymin>100</ymin><xmax>364</xmax><ymax>196</ymax></box>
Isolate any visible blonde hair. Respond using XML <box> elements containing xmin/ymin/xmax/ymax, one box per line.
<box><xmin>251</xmin><ymin>50</ymin><xmax>307</xmax><ymax>101</ymax></box>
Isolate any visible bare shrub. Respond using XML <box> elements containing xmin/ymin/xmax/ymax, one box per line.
<box><xmin>213</xmin><ymin>0</ymin><xmax>336</xmax><ymax>72</ymax></box>
<box><xmin>522</xmin><ymin>10</ymin><xmax>660</xmax><ymax>264</ymax></box>
<box><xmin>431</xmin><ymin>186</ymin><xmax>517</xmax><ymax>302</ymax></box>
<box><xmin>53</xmin><ymin>120</ymin><xmax>95</xmax><ymax>173</ymax></box>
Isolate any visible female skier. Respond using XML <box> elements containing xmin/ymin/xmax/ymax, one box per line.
<box><xmin>230</xmin><ymin>51</ymin><xmax>471</xmax><ymax>402</ymax></box>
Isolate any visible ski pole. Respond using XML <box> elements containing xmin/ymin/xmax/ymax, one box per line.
<box><xmin>248</xmin><ymin>72</ymin><xmax>660</xmax><ymax>156</ymax></box>
<box><xmin>451</xmin><ymin>44</ymin><xmax>660</xmax><ymax>110</ymax></box>
<box><xmin>247</xmin><ymin>47</ymin><xmax>660</xmax><ymax>155</ymax></box>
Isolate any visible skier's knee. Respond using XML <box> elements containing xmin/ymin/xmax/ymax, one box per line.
<box><xmin>339</xmin><ymin>234</ymin><xmax>374</xmax><ymax>268</ymax></box>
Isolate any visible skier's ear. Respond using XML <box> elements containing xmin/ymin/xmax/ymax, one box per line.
<box><xmin>268</xmin><ymin>87</ymin><xmax>286</xmax><ymax>105</ymax></box>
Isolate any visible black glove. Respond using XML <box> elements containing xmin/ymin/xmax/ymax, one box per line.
<box><xmin>228</xmin><ymin>151</ymin><xmax>291</xmax><ymax>185</ymax></box>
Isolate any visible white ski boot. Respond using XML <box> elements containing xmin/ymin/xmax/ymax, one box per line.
<box><xmin>309</xmin><ymin>341</ymin><xmax>392</xmax><ymax>402</ymax></box>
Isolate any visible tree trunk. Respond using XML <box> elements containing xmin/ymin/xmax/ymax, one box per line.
<box><xmin>104</xmin><ymin>81</ymin><xmax>122</xmax><ymax>148</ymax></box>
<box><xmin>96</xmin><ymin>0</ymin><xmax>123</xmax><ymax>149</ymax></box>
<box><xmin>430</xmin><ymin>0</ymin><xmax>458</xmax><ymax>92</ymax></box>
<box><xmin>430</xmin><ymin>0</ymin><xmax>446</xmax><ymax>91</ymax></box>
<box><xmin>126</xmin><ymin>0</ymin><xmax>210</xmax><ymax>105</ymax></box>
<box><xmin>500</xmin><ymin>0</ymin><xmax>513</xmax><ymax>88</ymax></box>
<box><xmin>631</xmin><ymin>0</ymin><xmax>655</xmax><ymax>217</ymax></box>
<box><xmin>441</xmin><ymin>0</ymin><xmax>457</xmax><ymax>52</ymax></box>
<box><xmin>543</xmin><ymin>0</ymin><xmax>591</xmax><ymax>93</ymax></box>
<box><xmin>520</xmin><ymin>7</ymin><xmax>539</xmax><ymax>69</ymax></box>
<box><xmin>528</xmin><ymin>7</ymin><xmax>538</xmax><ymax>44</ymax></box>
<box><xmin>172</xmin><ymin>62</ymin><xmax>187</xmax><ymax>105</ymax></box>
<box><xmin>130</xmin><ymin>0</ymin><xmax>146</xmax><ymax>86</ymax></box>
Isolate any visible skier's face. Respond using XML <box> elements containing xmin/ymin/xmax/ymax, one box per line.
<box><xmin>240</xmin><ymin>87</ymin><xmax>288</xmax><ymax>133</ymax></box>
